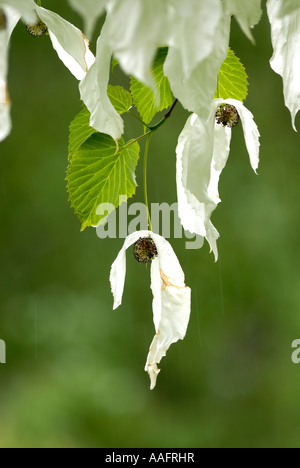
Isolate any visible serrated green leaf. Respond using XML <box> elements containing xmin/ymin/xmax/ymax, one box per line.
<box><xmin>67</xmin><ymin>134</ymin><xmax>140</xmax><ymax>230</ymax></box>
<box><xmin>130</xmin><ymin>47</ymin><xmax>173</xmax><ymax>124</ymax></box>
<box><xmin>215</xmin><ymin>48</ymin><xmax>248</xmax><ymax>102</ymax></box>
<box><xmin>69</xmin><ymin>91</ymin><xmax>131</xmax><ymax>160</ymax></box>
<box><xmin>107</xmin><ymin>85</ymin><xmax>132</xmax><ymax>115</ymax></box>
<box><xmin>69</xmin><ymin>106</ymin><xmax>98</xmax><ymax>159</ymax></box>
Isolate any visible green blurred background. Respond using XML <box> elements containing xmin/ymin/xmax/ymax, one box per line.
<box><xmin>1</xmin><ymin>1</ymin><xmax>300</xmax><ymax>448</ymax></box>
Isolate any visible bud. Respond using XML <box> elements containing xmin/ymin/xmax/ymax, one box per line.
<box><xmin>0</xmin><ymin>9</ymin><xmax>7</xmax><ymax>30</ymax></box>
<box><xmin>133</xmin><ymin>237</ymin><xmax>158</xmax><ymax>263</ymax></box>
<box><xmin>216</xmin><ymin>103</ymin><xmax>240</xmax><ymax>128</ymax></box>
<box><xmin>25</xmin><ymin>19</ymin><xmax>48</xmax><ymax>37</ymax></box>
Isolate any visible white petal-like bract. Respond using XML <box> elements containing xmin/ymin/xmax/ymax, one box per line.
<box><xmin>225</xmin><ymin>0</ymin><xmax>262</xmax><ymax>42</ymax></box>
<box><xmin>0</xmin><ymin>7</ymin><xmax>20</xmax><ymax>142</ymax></box>
<box><xmin>164</xmin><ymin>7</ymin><xmax>230</xmax><ymax>119</ymax></box>
<box><xmin>110</xmin><ymin>231</ymin><xmax>191</xmax><ymax>390</ymax></box>
<box><xmin>267</xmin><ymin>0</ymin><xmax>300</xmax><ymax>130</ymax></box>
<box><xmin>103</xmin><ymin>0</ymin><xmax>229</xmax><ymax>100</ymax></box>
<box><xmin>105</xmin><ymin>0</ymin><xmax>168</xmax><ymax>89</ymax></box>
<box><xmin>277</xmin><ymin>0</ymin><xmax>300</xmax><ymax>17</ymax></box>
<box><xmin>36</xmin><ymin>5</ymin><xmax>95</xmax><ymax>81</ymax></box>
<box><xmin>176</xmin><ymin>99</ymin><xmax>260</xmax><ymax>259</ymax></box>
<box><xmin>79</xmin><ymin>20</ymin><xmax>123</xmax><ymax>141</ymax></box>
<box><xmin>226</xmin><ymin>99</ymin><xmax>260</xmax><ymax>173</ymax></box>
<box><xmin>0</xmin><ymin>0</ymin><xmax>36</xmax><ymax>23</ymax></box>
<box><xmin>176</xmin><ymin>102</ymin><xmax>226</xmax><ymax>260</ymax></box>
<box><xmin>68</xmin><ymin>0</ymin><xmax>107</xmax><ymax>39</ymax></box>
<box><xmin>166</xmin><ymin>0</ymin><xmax>223</xmax><ymax>80</ymax></box>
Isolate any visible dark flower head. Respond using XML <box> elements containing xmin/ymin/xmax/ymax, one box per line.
<box><xmin>133</xmin><ymin>237</ymin><xmax>158</xmax><ymax>263</ymax></box>
<box><xmin>26</xmin><ymin>19</ymin><xmax>48</xmax><ymax>37</ymax></box>
<box><xmin>216</xmin><ymin>103</ymin><xmax>240</xmax><ymax>128</ymax></box>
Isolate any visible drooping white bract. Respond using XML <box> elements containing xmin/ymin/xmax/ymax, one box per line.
<box><xmin>81</xmin><ymin>0</ymin><xmax>228</xmax><ymax>138</ymax></box>
<box><xmin>164</xmin><ymin>12</ymin><xmax>231</xmax><ymax>121</ymax></box>
<box><xmin>110</xmin><ymin>230</ymin><xmax>191</xmax><ymax>390</ymax></box>
<box><xmin>79</xmin><ymin>20</ymin><xmax>123</xmax><ymax>141</ymax></box>
<box><xmin>0</xmin><ymin>7</ymin><xmax>20</xmax><ymax>142</ymax></box>
<box><xmin>0</xmin><ymin>0</ymin><xmax>36</xmax><ymax>23</ymax></box>
<box><xmin>80</xmin><ymin>0</ymin><xmax>265</xmax><ymax>138</ymax></box>
<box><xmin>0</xmin><ymin>0</ymin><xmax>95</xmax><ymax>142</ymax></box>
<box><xmin>0</xmin><ymin>0</ymin><xmax>37</xmax><ymax>141</ymax></box>
<box><xmin>224</xmin><ymin>0</ymin><xmax>262</xmax><ymax>42</ymax></box>
<box><xmin>104</xmin><ymin>0</ymin><xmax>170</xmax><ymax>90</ymax></box>
<box><xmin>176</xmin><ymin>99</ymin><xmax>260</xmax><ymax>261</ymax></box>
<box><xmin>67</xmin><ymin>0</ymin><xmax>107</xmax><ymax>40</ymax></box>
<box><xmin>267</xmin><ymin>0</ymin><xmax>300</xmax><ymax>131</ymax></box>
<box><xmin>276</xmin><ymin>0</ymin><xmax>300</xmax><ymax>17</ymax></box>
<box><xmin>35</xmin><ymin>5</ymin><xmax>95</xmax><ymax>81</ymax></box>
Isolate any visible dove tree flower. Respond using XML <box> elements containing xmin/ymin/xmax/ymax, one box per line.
<box><xmin>176</xmin><ymin>98</ymin><xmax>260</xmax><ymax>260</ymax></box>
<box><xmin>267</xmin><ymin>0</ymin><xmax>300</xmax><ymax>131</ymax></box>
<box><xmin>78</xmin><ymin>0</ymin><xmax>263</xmax><ymax>140</ymax></box>
<box><xmin>110</xmin><ymin>230</ymin><xmax>191</xmax><ymax>390</ymax></box>
<box><xmin>0</xmin><ymin>0</ymin><xmax>94</xmax><ymax>142</ymax></box>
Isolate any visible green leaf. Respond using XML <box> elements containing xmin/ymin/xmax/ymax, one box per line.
<box><xmin>68</xmin><ymin>106</ymin><xmax>97</xmax><ymax>159</ymax></box>
<box><xmin>67</xmin><ymin>133</ymin><xmax>140</xmax><ymax>230</ymax></box>
<box><xmin>107</xmin><ymin>85</ymin><xmax>132</xmax><ymax>115</ymax></box>
<box><xmin>111</xmin><ymin>57</ymin><xmax>119</xmax><ymax>73</ymax></box>
<box><xmin>69</xmin><ymin>91</ymin><xmax>131</xmax><ymax>160</ymax></box>
<box><xmin>215</xmin><ymin>48</ymin><xmax>248</xmax><ymax>102</ymax></box>
<box><xmin>130</xmin><ymin>47</ymin><xmax>173</xmax><ymax>124</ymax></box>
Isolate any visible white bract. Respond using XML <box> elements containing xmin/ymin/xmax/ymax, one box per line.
<box><xmin>267</xmin><ymin>0</ymin><xmax>300</xmax><ymax>131</ymax></box>
<box><xmin>81</xmin><ymin>0</ymin><xmax>225</xmax><ymax>137</ymax></box>
<box><xmin>0</xmin><ymin>6</ymin><xmax>20</xmax><ymax>142</ymax></box>
<box><xmin>224</xmin><ymin>0</ymin><xmax>262</xmax><ymax>42</ymax></box>
<box><xmin>68</xmin><ymin>0</ymin><xmax>107</xmax><ymax>40</ymax></box>
<box><xmin>0</xmin><ymin>0</ymin><xmax>36</xmax><ymax>23</ymax></box>
<box><xmin>276</xmin><ymin>0</ymin><xmax>300</xmax><ymax>17</ymax></box>
<box><xmin>35</xmin><ymin>5</ymin><xmax>95</xmax><ymax>81</ymax></box>
<box><xmin>81</xmin><ymin>0</ymin><xmax>264</xmax><ymax>139</ymax></box>
<box><xmin>164</xmin><ymin>12</ymin><xmax>231</xmax><ymax>121</ymax></box>
<box><xmin>79</xmin><ymin>20</ymin><xmax>123</xmax><ymax>141</ymax></box>
<box><xmin>110</xmin><ymin>231</ymin><xmax>191</xmax><ymax>390</ymax></box>
<box><xmin>0</xmin><ymin>0</ymin><xmax>94</xmax><ymax>142</ymax></box>
<box><xmin>176</xmin><ymin>99</ymin><xmax>260</xmax><ymax>260</ymax></box>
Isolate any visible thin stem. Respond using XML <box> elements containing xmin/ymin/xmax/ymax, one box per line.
<box><xmin>143</xmin><ymin>133</ymin><xmax>152</xmax><ymax>231</ymax></box>
<box><xmin>123</xmin><ymin>130</ymin><xmax>152</xmax><ymax>150</ymax></box>
<box><xmin>37</xmin><ymin>0</ymin><xmax>42</xmax><ymax>6</ymax></box>
<box><xmin>128</xmin><ymin>109</ymin><xmax>151</xmax><ymax>129</ymax></box>
<box><xmin>126</xmin><ymin>99</ymin><xmax>178</xmax><ymax>232</ymax></box>
<box><xmin>148</xmin><ymin>98</ymin><xmax>178</xmax><ymax>132</ymax></box>
<box><xmin>165</xmin><ymin>98</ymin><xmax>178</xmax><ymax>119</ymax></box>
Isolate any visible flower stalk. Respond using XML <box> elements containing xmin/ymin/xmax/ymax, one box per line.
<box><xmin>143</xmin><ymin>133</ymin><xmax>152</xmax><ymax>231</ymax></box>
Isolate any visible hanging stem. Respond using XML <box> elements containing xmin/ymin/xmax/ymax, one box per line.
<box><xmin>148</xmin><ymin>99</ymin><xmax>178</xmax><ymax>132</ymax></box>
<box><xmin>123</xmin><ymin>130</ymin><xmax>152</xmax><ymax>150</ymax></box>
<box><xmin>128</xmin><ymin>109</ymin><xmax>151</xmax><ymax>129</ymax></box>
<box><xmin>37</xmin><ymin>0</ymin><xmax>42</xmax><ymax>6</ymax></box>
<box><xmin>125</xmin><ymin>98</ymin><xmax>179</xmax><ymax>148</ymax></box>
<box><xmin>143</xmin><ymin>133</ymin><xmax>152</xmax><ymax>231</ymax></box>
<box><xmin>125</xmin><ymin>98</ymin><xmax>179</xmax><ymax>232</ymax></box>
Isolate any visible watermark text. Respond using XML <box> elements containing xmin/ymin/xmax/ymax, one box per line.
<box><xmin>0</xmin><ymin>339</ymin><xmax>6</xmax><ymax>364</ymax></box>
<box><xmin>96</xmin><ymin>197</ymin><xmax>204</xmax><ymax>250</ymax></box>
<box><xmin>291</xmin><ymin>339</ymin><xmax>300</xmax><ymax>364</ymax></box>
